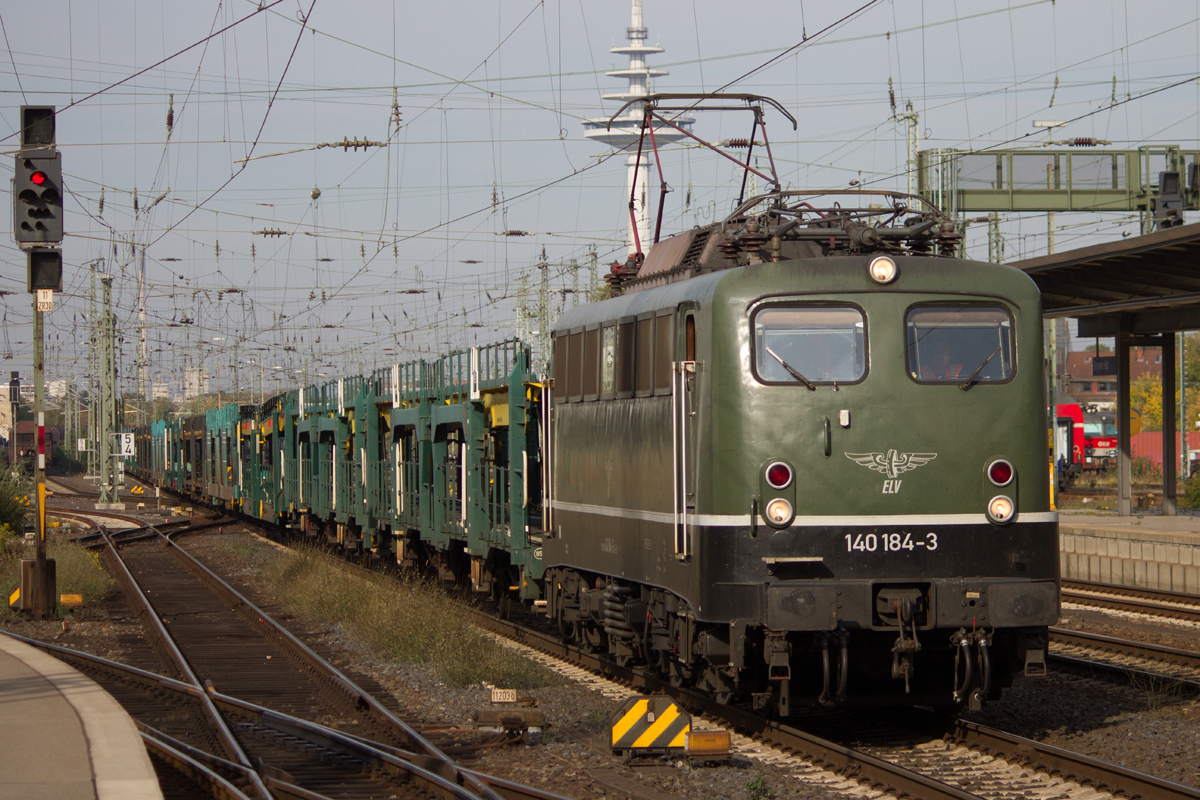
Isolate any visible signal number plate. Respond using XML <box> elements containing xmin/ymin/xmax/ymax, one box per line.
<box><xmin>844</xmin><ymin>532</ymin><xmax>938</xmax><ymax>552</ymax></box>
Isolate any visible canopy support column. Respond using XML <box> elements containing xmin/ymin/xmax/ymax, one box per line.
<box><xmin>1118</xmin><ymin>317</ymin><xmax>1132</xmax><ymax>516</ymax></box>
<box><xmin>1163</xmin><ymin>333</ymin><xmax>1177</xmax><ymax>515</ymax></box>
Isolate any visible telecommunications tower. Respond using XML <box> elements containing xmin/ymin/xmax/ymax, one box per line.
<box><xmin>583</xmin><ymin>0</ymin><xmax>692</xmax><ymax>257</ymax></box>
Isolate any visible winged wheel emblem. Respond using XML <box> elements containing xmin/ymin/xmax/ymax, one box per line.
<box><xmin>845</xmin><ymin>449</ymin><xmax>937</xmax><ymax>480</ymax></box>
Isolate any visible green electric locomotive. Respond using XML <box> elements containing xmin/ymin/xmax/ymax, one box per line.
<box><xmin>543</xmin><ymin>189</ymin><xmax>1058</xmax><ymax>713</ymax></box>
<box><xmin>133</xmin><ymin>95</ymin><xmax>1058</xmax><ymax>716</ymax></box>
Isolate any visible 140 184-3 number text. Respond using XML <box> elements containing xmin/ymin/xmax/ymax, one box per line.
<box><xmin>844</xmin><ymin>532</ymin><xmax>938</xmax><ymax>552</ymax></box>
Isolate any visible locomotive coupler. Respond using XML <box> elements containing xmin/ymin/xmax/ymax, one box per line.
<box><xmin>889</xmin><ymin>597</ymin><xmax>921</xmax><ymax>694</ymax></box>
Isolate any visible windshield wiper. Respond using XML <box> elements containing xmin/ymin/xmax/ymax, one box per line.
<box><xmin>765</xmin><ymin>346</ymin><xmax>816</xmax><ymax>390</ymax></box>
<box><xmin>959</xmin><ymin>345</ymin><xmax>1002</xmax><ymax>391</ymax></box>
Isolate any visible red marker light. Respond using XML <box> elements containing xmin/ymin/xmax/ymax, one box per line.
<box><xmin>988</xmin><ymin>459</ymin><xmax>1014</xmax><ymax>486</ymax></box>
<box><xmin>765</xmin><ymin>461</ymin><xmax>793</xmax><ymax>489</ymax></box>
<box><xmin>30</xmin><ymin>171</ymin><xmax>48</xmax><ymax>186</ymax></box>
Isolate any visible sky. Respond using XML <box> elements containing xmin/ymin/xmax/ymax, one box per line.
<box><xmin>2</xmin><ymin>0</ymin><xmax>1199</xmax><ymax>400</ymax></box>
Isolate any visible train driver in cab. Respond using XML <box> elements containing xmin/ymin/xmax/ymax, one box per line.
<box><xmin>920</xmin><ymin>340</ymin><xmax>962</xmax><ymax>379</ymax></box>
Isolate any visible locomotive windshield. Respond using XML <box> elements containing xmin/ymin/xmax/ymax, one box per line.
<box><xmin>753</xmin><ymin>306</ymin><xmax>866</xmax><ymax>385</ymax></box>
<box><xmin>1083</xmin><ymin>418</ymin><xmax>1118</xmax><ymax>436</ymax></box>
<box><xmin>907</xmin><ymin>305</ymin><xmax>1013</xmax><ymax>384</ymax></box>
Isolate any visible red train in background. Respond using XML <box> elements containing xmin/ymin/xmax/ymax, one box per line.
<box><xmin>1054</xmin><ymin>403</ymin><xmax>1118</xmax><ymax>488</ymax></box>
<box><xmin>1081</xmin><ymin>408</ymin><xmax>1119</xmax><ymax>469</ymax></box>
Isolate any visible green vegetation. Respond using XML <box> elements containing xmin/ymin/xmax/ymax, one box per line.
<box><xmin>1181</xmin><ymin>472</ymin><xmax>1200</xmax><ymax>509</ymax></box>
<box><xmin>1</xmin><ymin>528</ymin><xmax>115</xmax><ymax>613</ymax></box>
<box><xmin>1131</xmin><ymin>456</ymin><xmax>1162</xmax><ymax>483</ymax></box>
<box><xmin>0</xmin><ymin>467</ymin><xmax>32</xmax><ymax>536</ymax></box>
<box><xmin>50</xmin><ymin>539</ymin><xmax>117</xmax><ymax>605</ymax></box>
<box><xmin>263</xmin><ymin>544</ymin><xmax>556</xmax><ymax>689</ymax></box>
<box><xmin>1129</xmin><ymin>670</ymin><xmax>1187</xmax><ymax>715</ymax></box>
<box><xmin>746</xmin><ymin>773</ymin><xmax>776</xmax><ymax>800</ymax></box>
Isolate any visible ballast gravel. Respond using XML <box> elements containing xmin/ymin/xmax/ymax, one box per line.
<box><xmin>5</xmin><ymin>523</ymin><xmax>1199</xmax><ymax>797</ymax></box>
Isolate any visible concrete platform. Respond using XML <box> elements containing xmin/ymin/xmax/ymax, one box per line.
<box><xmin>0</xmin><ymin>633</ymin><xmax>162</xmax><ymax>800</ymax></box>
<box><xmin>1059</xmin><ymin>511</ymin><xmax>1200</xmax><ymax>593</ymax></box>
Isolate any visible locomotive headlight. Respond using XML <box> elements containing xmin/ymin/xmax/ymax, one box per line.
<box><xmin>868</xmin><ymin>256</ymin><xmax>897</xmax><ymax>284</ymax></box>
<box><xmin>987</xmin><ymin>495</ymin><xmax>1015</xmax><ymax>524</ymax></box>
<box><xmin>764</xmin><ymin>498</ymin><xmax>794</xmax><ymax>527</ymax></box>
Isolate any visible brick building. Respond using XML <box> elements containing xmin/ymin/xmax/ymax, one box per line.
<box><xmin>8</xmin><ymin>421</ymin><xmax>63</xmax><ymax>466</ymax></box>
<box><xmin>1063</xmin><ymin>347</ymin><xmax>1163</xmax><ymax>407</ymax></box>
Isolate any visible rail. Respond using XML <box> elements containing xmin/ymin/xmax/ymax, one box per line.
<box><xmin>96</xmin><ymin>524</ymin><xmax>273</xmax><ymax>799</ymax></box>
<box><xmin>81</xmin><ymin>510</ymin><xmax>557</xmax><ymax>800</ymax></box>
<box><xmin>467</xmin><ymin>607</ymin><xmax>1200</xmax><ymax>800</ymax></box>
<box><xmin>1062</xmin><ymin>579</ymin><xmax>1200</xmax><ymax>624</ymax></box>
<box><xmin>5</xmin><ymin>632</ymin><xmax>565</xmax><ymax>800</ymax></box>
<box><xmin>148</xmin><ymin>518</ymin><xmax>509</xmax><ymax>800</ymax></box>
<box><xmin>1050</xmin><ymin>627</ymin><xmax>1200</xmax><ymax>678</ymax></box>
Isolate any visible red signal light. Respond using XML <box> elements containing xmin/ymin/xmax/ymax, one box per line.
<box><xmin>988</xmin><ymin>459</ymin><xmax>1014</xmax><ymax>486</ymax></box>
<box><xmin>30</xmin><ymin>170</ymin><xmax>48</xmax><ymax>186</ymax></box>
<box><xmin>765</xmin><ymin>461</ymin><xmax>793</xmax><ymax>489</ymax></box>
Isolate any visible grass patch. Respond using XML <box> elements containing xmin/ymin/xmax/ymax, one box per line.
<box><xmin>223</xmin><ymin>542</ymin><xmax>259</xmax><ymax>558</ymax></box>
<box><xmin>1128</xmin><ymin>670</ymin><xmax>1188</xmax><ymax>715</ymax></box>
<box><xmin>746</xmin><ymin>773</ymin><xmax>776</xmax><ymax>800</ymax></box>
<box><xmin>263</xmin><ymin>544</ymin><xmax>554</xmax><ymax>689</ymax></box>
<box><xmin>0</xmin><ymin>530</ymin><xmax>116</xmax><ymax>611</ymax></box>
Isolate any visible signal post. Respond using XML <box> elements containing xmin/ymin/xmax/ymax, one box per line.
<box><xmin>12</xmin><ymin>106</ymin><xmax>64</xmax><ymax>619</ymax></box>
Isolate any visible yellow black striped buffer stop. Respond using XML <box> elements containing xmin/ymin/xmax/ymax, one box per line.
<box><xmin>610</xmin><ymin>695</ymin><xmax>690</xmax><ymax>755</ymax></box>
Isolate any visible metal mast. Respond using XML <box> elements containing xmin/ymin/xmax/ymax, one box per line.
<box><xmin>516</xmin><ymin>270</ymin><xmax>530</xmax><ymax>346</ymax></box>
<box><xmin>87</xmin><ymin>261</ymin><xmax>99</xmax><ymax>479</ymax></box>
<box><xmin>97</xmin><ymin>274</ymin><xmax>121</xmax><ymax>508</ymax></box>
<box><xmin>588</xmin><ymin>248</ymin><xmax>599</xmax><ymax>301</ymax></box>
<box><xmin>64</xmin><ymin>379</ymin><xmax>76</xmax><ymax>463</ymax></box>
<box><xmin>137</xmin><ymin>246</ymin><xmax>147</xmax><ymax>427</ymax></box>
<box><xmin>537</xmin><ymin>249</ymin><xmax>551</xmax><ymax>375</ymax></box>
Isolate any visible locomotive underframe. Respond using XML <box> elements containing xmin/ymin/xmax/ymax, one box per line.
<box><xmin>543</xmin><ymin>515</ymin><xmax>1057</xmax><ymax>713</ymax></box>
<box><xmin>545</xmin><ymin>558</ymin><xmax>1051</xmax><ymax>713</ymax></box>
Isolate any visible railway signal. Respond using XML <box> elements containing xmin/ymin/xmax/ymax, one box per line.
<box><xmin>9</xmin><ymin>105</ymin><xmax>60</xmax><ymax>620</ymax></box>
<box><xmin>13</xmin><ymin>151</ymin><xmax>63</xmax><ymax>244</ymax></box>
<box><xmin>13</xmin><ymin>105</ymin><xmax>62</xmax><ymax>246</ymax></box>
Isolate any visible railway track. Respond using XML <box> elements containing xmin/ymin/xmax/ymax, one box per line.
<box><xmin>470</xmin><ymin>607</ymin><xmax>1200</xmax><ymax>800</ymax></box>
<box><xmin>1049</xmin><ymin>627</ymin><xmax>1200</xmax><ymax>686</ymax></box>
<box><xmin>309</xmin><ymin>549</ymin><xmax>1200</xmax><ymax>800</ymax></box>
<box><xmin>18</xmin><ymin>509</ymin><xmax>569</xmax><ymax>800</ymax></box>
<box><xmin>10</xmin><ymin>633</ymin><xmax>563</xmax><ymax>800</ymax></box>
<box><xmin>1062</xmin><ymin>579</ymin><xmax>1200</xmax><ymax>625</ymax></box>
<box><xmin>121</xmin><ymin>484</ymin><xmax>1200</xmax><ymax>800</ymax></box>
<box><xmin>1049</xmin><ymin>578</ymin><xmax>1200</xmax><ymax>686</ymax></box>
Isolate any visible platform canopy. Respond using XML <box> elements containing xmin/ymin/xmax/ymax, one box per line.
<box><xmin>1012</xmin><ymin>222</ymin><xmax>1200</xmax><ymax>517</ymax></box>
<box><xmin>1014</xmin><ymin>221</ymin><xmax>1200</xmax><ymax>337</ymax></box>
